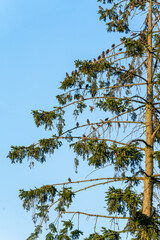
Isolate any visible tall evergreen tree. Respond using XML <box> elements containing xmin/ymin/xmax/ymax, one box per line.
<box><xmin>8</xmin><ymin>0</ymin><xmax>160</xmax><ymax>239</ymax></box>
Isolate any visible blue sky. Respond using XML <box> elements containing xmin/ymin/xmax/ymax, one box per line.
<box><xmin>0</xmin><ymin>1</ymin><xmax>125</xmax><ymax>239</ymax></box>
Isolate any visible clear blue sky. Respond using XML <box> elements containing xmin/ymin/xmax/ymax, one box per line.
<box><xmin>0</xmin><ymin>1</ymin><xmax>126</xmax><ymax>239</ymax></box>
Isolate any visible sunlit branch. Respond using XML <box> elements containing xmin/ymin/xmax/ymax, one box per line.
<box><xmin>60</xmin><ymin>211</ymin><xmax>130</xmax><ymax>220</ymax></box>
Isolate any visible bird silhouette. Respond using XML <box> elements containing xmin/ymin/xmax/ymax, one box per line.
<box><xmin>87</xmin><ymin>119</ymin><xmax>90</xmax><ymax>124</ymax></box>
<box><xmin>102</xmin><ymin>51</ymin><xmax>105</xmax><ymax>58</ymax></box>
<box><xmin>99</xmin><ymin>6</ymin><xmax>104</xmax><ymax>10</ymax></box>
<box><xmin>66</xmin><ymin>72</ymin><xmax>69</xmax><ymax>78</ymax></box>
<box><xmin>68</xmin><ymin>178</ymin><xmax>72</xmax><ymax>183</ymax></box>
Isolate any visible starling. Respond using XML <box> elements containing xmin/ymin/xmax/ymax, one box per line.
<box><xmin>93</xmin><ymin>58</ymin><xmax>96</xmax><ymax>62</ymax></box>
<box><xmin>112</xmin><ymin>44</ymin><xmax>115</xmax><ymax>48</ymax></box>
<box><xmin>105</xmin><ymin>118</ymin><xmax>109</xmax><ymax>121</ymax></box>
<box><xmin>71</xmin><ymin>71</ymin><xmax>74</xmax><ymax>75</ymax></box>
<box><xmin>119</xmin><ymin>9</ymin><xmax>122</xmax><ymax>15</ymax></box>
<box><xmin>102</xmin><ymin>51</ymin><xmax>105</xmax><ymax>58</ymax></box>
<box><xmin>98</xmin><ymin>55</ymin><xmax>101</xmax><ymax>60</ymax></box>
<box><xmin>87</xmin><ymin>119</ymin><xmax>90</xmax><ymax>124</ymax></box>
<box><xmin>99</xmin><ymin>6</ymin><xmax>104</xmax><ymax>10</ymax></box>
<box><xmin>89</xmin><ymin>106</ymin><xmax>94</xmax><ymax>112</ymax></box>
<box><xmin>68</xmin><ymin>178</ymin><xmax>72</xmax><ymax>183</ymax></box>
<box><xmin>66</xmin><ymin>72</ymin><xmax>69</xmax><ymax>78</ymax></box>
<box><xmin>91</xmin><ymin>126</ymin><xmax>96</xmax><ymax>130</ymax></box>
<box><xmin>121</xmin><ymin>65</ymin><xmax>125</xmax><ymax>69</ymax></box>
<box><xmin>89</xmin><ymin>60</ymin><xmax>92</xmax><ymax>63</ymax></box>
<box><xmin>119</xmin><ymin>48</ymin><xmax>122</xmax><ymax>51</ymax></box>
<box><xmin>118</xmin><ymin>122</ymin><xmax>121</xmax><ymax>128</ymax></box>
<box><xmin>106</xmin><ymin>49</ymin><xmax>109</xmax><ymax>54</ymax></box>
<box><xmin>85</xmin><ymin>84</ymin><xmax>89</xmax><ymax>89</ymax></box>
<box><xmin>76</xmin><ymin>122</ymin><xmax>79</xmax><ymax>127</ymax></box>
<box><xmin>83</xmin><ymin>134</ymin><xmax>86</xmax><ymax>138</ymax></box>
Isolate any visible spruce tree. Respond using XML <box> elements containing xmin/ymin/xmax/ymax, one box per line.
<box><xmin>8</xmin><ymin>0</ymin><xmax>160</xmax><ymax>239</ymax></box>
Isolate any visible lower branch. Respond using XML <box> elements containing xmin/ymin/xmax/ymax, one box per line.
<box><xmin>60</xmin><ymin>211</ymin><xmax>129</xmax><ymax>219</ymax></box>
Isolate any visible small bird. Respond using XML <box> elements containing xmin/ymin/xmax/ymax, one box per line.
<box><xmin>71</xmin><ymin>71</ymin><xmax>75</xmax><ymax>75</ymax></box>
<box><xmin>91</xmin><ymin>126</ymin><xmax>96</xmax><ymax>130</ymax></box>
<box><xmin>66</xmin><ymin>72</ymin><xmax>69</xmax><ymax>78</ymax></box>
<box><xmin>102</xmin><ymin>51</ymin><xmax>105</xmax><ymax>58</ymax></box>
<box><xmin>83</xmin><ymin>134</ymin><xmax>86</xmax><ymax>138</ymax></box>
<box><xmin>106</xmin><ymin>49</ymin><xmax>109</xmax><ymax>54</ymax></box>
<box><xmin>87</xmin><ymin>119</ymin><xmax>90</xmax><ymax>124</ymax></box>
<box><xmin>119</xmin><ymin>48</ymin><xmax>122</xmax><ymax>51</ymax></box>
<box><xmin>76</xmin><ymin>122</ymin><xmax>79</xmax><ymax>127</ymax></box>
<box><xmin>121</xmin><ymin>65</ymin><xmax>125</xmax><ymax>69</ymax></box>
<box><xmin>112</xmin><ymin>44</ymin><xmax>115</xmax><ymax>48</ymax></box>
<box><xmin>119</xmin><ymin>9</ymin><xmax>122</xmax><ymax>15</ymax></box>
<box><xmin>98</xmin><ymin>55</ymin><xmax>101</xmax><ymax>60</ymax></box>
<box><xmin>68</xmin><ymin>178</ymin><xmax>72</xmax><ymax>183</ymax></box>
<box><xmin>89</xmin><ymin>60</ymin><xmax>92</xmax><ymax>63</ymax></box>
<box><xmin>93</xmin><ymin>58</ymin><xmax>96</xmax><ymax>62</ymax></box>
<box><xmin>85</xmin><ymin>84</ymin><xmax>89</xmax><ymax>89</ymax></box>
<box><xmin>99</xmin><ymin>6</ymin><xmax>104</xmax><ymax>10</ymax></box>
<box><xmin>89</xmin><ymin>106</ymin><xmax>94</xmax><ymax>112</ymax></box>
<box><xmin>105</xmin><ymin>118</ymin><xmax>109</xmax><ymax>121</ymax></box>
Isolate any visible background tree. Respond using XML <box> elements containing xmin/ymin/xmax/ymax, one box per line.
<box><xmin>8</xmin><ymin>0</ymin><xmax>160</xmax><ymax>239</ymax></box>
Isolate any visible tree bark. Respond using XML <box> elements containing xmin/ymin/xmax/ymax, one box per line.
<box><xmin>142</xmin><ymin>0</ymin><xmax>153</xmax><ymax>218</ymax></box>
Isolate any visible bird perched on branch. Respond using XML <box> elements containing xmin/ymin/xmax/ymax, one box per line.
<box><xmin>68</xmin><ymin>178</ymin><xmax>72</xmax><ymax>183</ymax></box>
<box><xmin>89</xmin><ymin>106</ymin><xmax>94</xmax><ymax>112</ymax></box>
<box><xmin>91</xmin><ymin>126</ymin><xmax>96</xmax><ymax>130</ymax></box>
<box><xmin>99</xmin><ymin>6</ymin><xmax>104</xmax><ymax>10</ymax></box>
<box><xmin>87</xmin><ymin>119</ymin><xmax>90</xmax><ymax>124</ymax></box>
<box><xmin>102</xmin><ymin>51</ymin><xmax>105</xmax><ymax>58</ymax></box>
<box><xmin>66</xmin><ymin>72</ymin><xmax>69</xmax><ymax>79</ymax></box>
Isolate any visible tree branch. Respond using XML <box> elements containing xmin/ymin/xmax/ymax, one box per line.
<box><xmin>60</xmin><ymin>211</ymin><xmax>130</xmax><ymax>220</ymax></box>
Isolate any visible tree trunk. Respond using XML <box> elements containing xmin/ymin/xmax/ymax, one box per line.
<box><xmin>142</xmin><ymin>0</ymin><xmax>153</xmax><ymax>219</ymax></box>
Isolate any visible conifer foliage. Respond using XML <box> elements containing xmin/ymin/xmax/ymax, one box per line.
<box><xmin>8</xmin><ymin>0</ymin><xmax>160</xmax><ymax>239</ymax></box>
